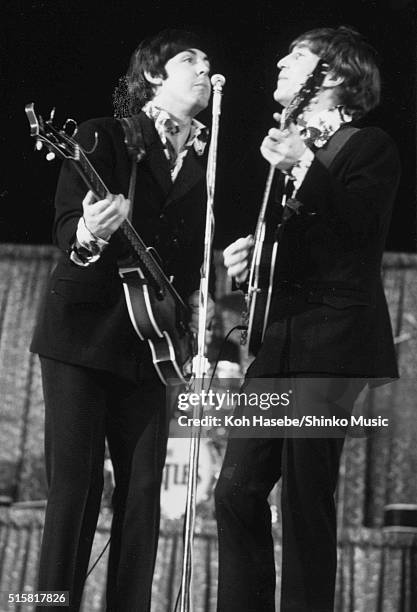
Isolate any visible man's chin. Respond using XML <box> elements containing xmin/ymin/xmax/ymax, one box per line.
<box><xmin>273</xmin><ymin>89</ymin><xmax>285</xmax><ymax>104</ymax></box>
<box><xmin>273</xmin><ymin>89</ymin><xmax>290</xmax><ymax>107</ymax></box>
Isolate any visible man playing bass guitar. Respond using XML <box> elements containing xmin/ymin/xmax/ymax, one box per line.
<box><xmin>216</xmin><ymin>26</ymin><xmax>400</xmax><ymax>612</ymax></box>
<box><xmin>31</xmin><ymin>29</ymin><xmax>214</xmax><ymax>611</ymax></box>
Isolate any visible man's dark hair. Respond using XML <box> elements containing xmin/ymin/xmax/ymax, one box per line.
<box><xmin>114</xmin><ymin>29</ymin><xmax>203</xmax><ymax>118</ymax></box>
<box><xmin>290</xmin><ymin>26</ymin><xmax>381</xmax><ymax>119</ymax></box>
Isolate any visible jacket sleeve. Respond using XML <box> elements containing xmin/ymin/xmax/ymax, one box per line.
<box><xmin>52</xmin><ymin>118</ymin><xmax>123</xmax><ymax>252</ymax></box>
<box><xmin>296</xmin><ymin>127</ymin><xmax>401</xmax><ymax>244</ymax></box>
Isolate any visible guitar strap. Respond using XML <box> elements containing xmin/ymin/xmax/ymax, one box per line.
<box><xmin>118</xmin><ymin>115</ymin><xmax>146</xmax><ymax>220</ymax></box>
<box><xmin>314</xmin><ymin>125</ymin><xmax>359</xmax><ymax>168</ymax></box>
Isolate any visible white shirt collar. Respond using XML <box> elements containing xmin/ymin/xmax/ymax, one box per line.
<box><xmin>142</xmin><ymin>100</ymin><xmax>208</xmax><ymax>156</ymax></box>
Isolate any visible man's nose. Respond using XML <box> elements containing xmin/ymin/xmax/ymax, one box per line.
<box><xmin>197</xmin><ymin>60</ymin><xmax>210</xmax><ymax>75</ymax></box>
<box><xmin>277</xmin><ymin>54</ymin><xmax>289</xmax><ymax>69</ymax></box>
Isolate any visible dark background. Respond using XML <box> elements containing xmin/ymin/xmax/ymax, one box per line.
<box><xmin>1</xmin><ymin>0</ymin><xmax>415</xmax><ymax>251</ymax></box>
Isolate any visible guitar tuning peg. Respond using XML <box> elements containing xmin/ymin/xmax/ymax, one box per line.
<box><xmin>46</xmin><ymin>151</ymin><xmax>55</xmax><ymax>161</ymax></box>
<box><xmin>49</xmin><ymin>108</ymin><xmax>56</xmax><ymax>121</ymax></box>
<box><xmin>35</xmin><ymin>140</ymin><xmax>43</xmax><ymax>151</ymax></box>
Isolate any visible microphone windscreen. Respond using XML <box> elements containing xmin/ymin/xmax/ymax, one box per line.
<box><xmin>210</xmin><ymin>74</ymin><xmax>226</xmax><ymax>88</ymax></box>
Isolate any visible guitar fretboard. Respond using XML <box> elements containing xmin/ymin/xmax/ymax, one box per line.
<box><xmin>74</xmin><ymin>144</ymin><xmax>187</xmax><ymax>308</ymax></box>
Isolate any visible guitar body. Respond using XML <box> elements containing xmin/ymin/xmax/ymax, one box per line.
<box><xmin>242</xmin><ymin>164</ymin><xmax>281</xmax><ymax>357</ymax></box>
<box><xmin>245</xmin><ymin>232</ymin><xmax>278</xmax><ymax>356</ymax></box>
<box><xmin>119</xmin><ymin>266</ymin><xmax>193</xmax><ymax>384</ymax></box>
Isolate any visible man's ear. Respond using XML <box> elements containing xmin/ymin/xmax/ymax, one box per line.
<box><xmin>144</xmin><ymin>70</ymin><xmax>163</xmax><ymax>86</ymax></box>
<box><xmin>322</xmin><ymin>71</ymin><xmax>344</xmax><ymax>89</ymax></box>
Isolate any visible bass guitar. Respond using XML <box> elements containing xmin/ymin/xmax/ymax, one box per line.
<box><xmin>242</xmin><ymin>60</ymin><xmax>327</xmax><ymax>355</ymax></box>
<box><xmin>25</xmin><ymin>103</ymin><xmax>193</xmax><ymax>385</ymax></box>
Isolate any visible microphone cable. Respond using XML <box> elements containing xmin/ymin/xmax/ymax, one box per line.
<box><xmin>85</xmin><ymin>536</ymin><xmax>111</xmax><ymax>579</ymax></box>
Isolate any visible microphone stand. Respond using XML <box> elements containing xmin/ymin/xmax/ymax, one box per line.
<box><xmin>178</xmin><ymin>74</ymin><xmax>225</xmax><ymax>612</ymax></box>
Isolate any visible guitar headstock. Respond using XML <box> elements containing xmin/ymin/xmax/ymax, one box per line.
<box><xmin>283</xmin><ymin>60</ymin><xmax>329</xmax><ymax>128</ymax></box>
<box><xmin>25</xmin><ymin>103</ymin><xmax>81</xmax><ymax>162</ymax></box>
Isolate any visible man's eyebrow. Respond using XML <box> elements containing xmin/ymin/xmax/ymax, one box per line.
<box><xmin>183</xmin><ymin>49</ymin><xmax>210</xmax><ymax>62</ymax></box>
<box><xmin>289</xmin><ymin>42</ymin><xmax>310</xmax><ymax>52</ymax></box>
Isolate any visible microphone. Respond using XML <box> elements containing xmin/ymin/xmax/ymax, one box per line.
<box><xmin>211</xmin><ymin>73</ymin><xmax>226</xmax><ymax>90</ymax></box>
<box><xmin>210</xmin><ymin>74</ymin><xmax>226</xmax><ymax>116</ymax></box>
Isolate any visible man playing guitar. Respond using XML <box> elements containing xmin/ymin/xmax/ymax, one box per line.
<box><xmin>216</xmin><ymin>26</ymin><xmax>400</xmax><ymax>612</ymax></box>
<box><xmin>31</xmin><ymin>29</ymin><xmax>214</xmax><ymax>611</ymax></box>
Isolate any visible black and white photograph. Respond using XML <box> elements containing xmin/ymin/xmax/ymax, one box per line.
<box><xmin>1</xmin><ymin>1</ymin><xmax>416</xmax><ymax>611</ymax></box>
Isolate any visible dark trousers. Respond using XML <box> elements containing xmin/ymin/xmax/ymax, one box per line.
<box><xmin>36</xmin><ymin>357</ymin><xmax>168</xmax><ymax>612</ymax></box>
<box><xmin>215</xmin><ymin>377</ymin><xmax>363</xmax><ymax>612</ymax></box>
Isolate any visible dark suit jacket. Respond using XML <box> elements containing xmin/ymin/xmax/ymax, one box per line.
<box><xmin>247</xmin><ymin>127</ymin><xmax>400</xmax><ymax>380</ymax></box>
<box><xmin>31</xmin><ymin>112</ymin><xmax>208</xmax><ymax>383</ymax></box>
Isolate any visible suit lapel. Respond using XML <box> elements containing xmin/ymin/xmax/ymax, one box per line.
<box><xmin>138</xmin><ymin>113</ymin><xmax>172</xmax><ymax>199</ymax></box>
<box><xmin>135</xmin><ymin>112</ymin><xmax>205</xmax><ymax>207</ymax></box>
<box><xmin>164</xmin><ymin>148</ymin><xmax>205</xmax><ymax>208</ymax></box>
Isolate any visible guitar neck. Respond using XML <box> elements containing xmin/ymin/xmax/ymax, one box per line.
<box><xmin>117</xmin><ymin>219</ymin><xmax>188</xmax><ymax>308</ymax></box>
<box><xmin>247</xmin><ymin>62</ymin><xmax>326</xmax><ymax>293</ymax></box>
<box><xmin>254</xmin><ymin>165</ymin><xmax>275</xmax><ymax>242</ymax></box>
<box><xmin>73</xmin><ymin>147</ymin><xmax>188</xmax><ymax>310</ymax></box>
<box><xmin>253</xmin><ymin>61</ymin><xmax>327</xmax><ymax>231</ymax></box>
<box><xmin>283</xmin><ymin>59</ymin><xmax>326</xmax><ymax>129</ymax></box>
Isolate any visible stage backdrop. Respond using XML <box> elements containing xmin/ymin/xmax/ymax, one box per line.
<box><xmin>0</xmin><ymin>243</ymin><xmax>416</xmax><ymax>611</ymax></box>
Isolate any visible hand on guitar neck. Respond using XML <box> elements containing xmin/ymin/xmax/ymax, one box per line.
<box><xmin>82</xmin><ymin>189</ymin><xmax>130</xmax><ymax>241</ymax></box>
<box><xmin>223</xmin><ymin>235</ymin><xmax>254</xmax><ymax>285</ymax></box>
<box><xmin>260</xmin><ymin>118</ymin><xmax>308</xmax><ymax>172</ymax></box>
